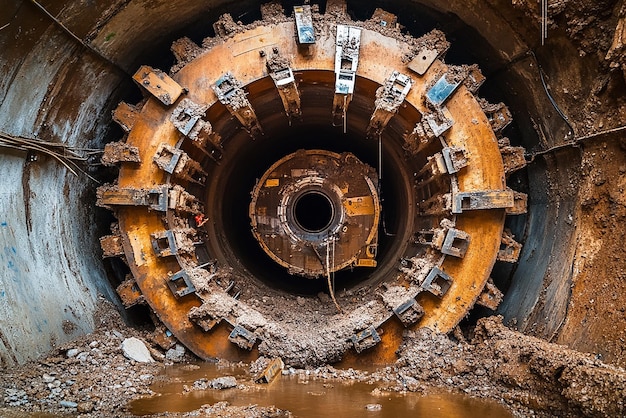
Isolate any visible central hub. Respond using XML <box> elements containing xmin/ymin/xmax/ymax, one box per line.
<box><xmin>249</xmin><ymin>149</ymin><xmax>380</xmax><ymax>278</ymax></box>
<box><xmin>293</xmin><ymin>191</ymin><xmax>334</xmax><ymax>233</ymax></box>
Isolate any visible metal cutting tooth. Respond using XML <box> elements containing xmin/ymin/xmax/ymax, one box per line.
<box><xmin>112</xmin><ymin>101</ymin><xmax>140</xmax><ymax>133</ymax></box>
<box><xmin>116</xmin><ymin>276</ymin><xmax>145</xmax><ymax>308</ymax></box>
<box><xmin>97</xmin><ymin>6</ymin><xmax>527</xmax><ymax>366</ymax></box>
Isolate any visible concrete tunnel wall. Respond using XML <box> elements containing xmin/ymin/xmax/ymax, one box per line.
<box><xmin>0</xmin><ymin>0</ymin><xmax>600</xmax><ymax>365</ymax></box>
<box><xmin>0</xmin><ymin>3</ymin><xmax>128</xmax><ymax>365</ymax></box>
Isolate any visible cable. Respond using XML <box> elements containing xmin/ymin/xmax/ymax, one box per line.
<box><xmin>0</xmin><ymin>132</ymin><xmax>101</xmax><ymax>183</ymax></box>
<box><xmin>526</xmin><ymin>124</ymin><xmax>626</xmax><ymax>161</ymax></box>
<box><xmin>530</xmin><ymin>51</ymin><xmax>575</xmax><ymax>137</ymax></box>
<box><xmin>541</xmin><ymin>0</ymin><xmax>548</xmax><ymax>46</ymax></box>
<box><xmin>376</xmin><ymin>132</ymin><xmax>396</xmax><ymax>236</ymax></box>
<box><xmin>378</xmin><ymin>133</ymin><xmax>383</xmax><ymax>182</ymax></box>
<box><xmin>325</xmin><ymin>238</ymin><xmax>342</xmax><ymax>313</ymax></box>
<box><xmin>487</xmin><ymin>50</ymin><xmax>575</xmax><ymax>139</ymax></box>
<box><xmin>575</xmin><ymin>124</ymin><xmax>626</xmax><ymax>142</ymax></box>
<box><xmin>310</xmin><ymin>241</ymin><xmax>342</xmax><ymax>313</ymax></box>
<box><xmin>343</xmin><ymin>95</ymin><xmax>348</xmax><ymax>134</ymax></box>
<box><xmin>28</xmin><ymin>0</ymin><xmax>130</xmax><ymax>76</ymax></box>
<box><xmin>331</xmin><ymin>235</ymin><xmax>336</xmax><ymax>307</ymax></box>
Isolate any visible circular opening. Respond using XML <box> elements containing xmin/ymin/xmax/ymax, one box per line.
<box><xmin>204</xmin><ymin>75</ymin><xmax>415</xmax><ymax>294</ymax></box>
<box><xmin>293</xmin><ymin>191</ymin><xmax>334</xmax><ymax>233</ymax></box>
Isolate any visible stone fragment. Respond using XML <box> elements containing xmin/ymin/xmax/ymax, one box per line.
<box><xmin>77</xmin><ymin>401</ymin><xmax>94</xmax><ymax>413</ymax></box>
<box><xmin>165</xmin><ymin>344</ymin><xmax>186</xmax><ymax>362</ymax></box>
<box><xmin>121</xmin><ymin>337</ymin><xmax>154</xmax><ymax>363</ymax></box>
<box><xmin>4</xmin><ymin>388</ymin><xmax>28</xmax><ymax>406</ymax></box>
<box><xmin>60</xmin><ymin>400</ymin><xmax>78</xmax><ymax>408</ymax></box>
<box><xmin>66</xmin><ymin>348</ymin><xmax>80</xmax><ymax>358</ymax></box>
<box><xmin>42</xmin><ymin>374</ymin><xmax>56</xmax><ymax>383</ymax></box>
<box><xmin>209</xmin><ymin>376</ymin><xmax>237</xmax><ymax>389</ymax></box>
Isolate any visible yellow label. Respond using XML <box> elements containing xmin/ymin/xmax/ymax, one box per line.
<box><xmin>344</xmin><ymin>196</ymin><xmax>375</xmax><ymax>216</ymax></box>
<box><xmin>355</xmin><ymin>259</ymin><xmax>377</xmax><ymax>267</ymax></box>
<box><xmin>265</xmin><ymin>178</ymin><xmax>280</xmax><ymax>187</ymax></box>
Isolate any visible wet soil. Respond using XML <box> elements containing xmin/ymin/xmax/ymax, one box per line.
<box><xmin>556</xmin><ymin>139</ymin><xmax>626</xmax><ymax>366</ymax></box>
<box><xmin>506</xmin><ymin>0</ymin><xmax>626</xmax><ymax>370</ymax></box>
<box><xmin>513</xmin><ymin>0</ymin><xmax>626</xmax><ymax>138</ymax></box>
<box><xmin>0</xmin><ymin>301</ymin><xmax>624</xmax><ymax>417</ymax></box>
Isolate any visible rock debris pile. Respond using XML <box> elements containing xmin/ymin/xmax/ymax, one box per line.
<box><xmin>1</xmin><ymin>303</ymin><xmax>625</xmax><ymax>417</ymax></box>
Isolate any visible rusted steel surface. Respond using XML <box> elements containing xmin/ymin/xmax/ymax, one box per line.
<box><xmin>99</xmin><ymin>9</ymin><xmax>524</xmax><ymax>365</ymax></box>
<box><xmin>249</xmin><ymin>150</ymin><xmax>380</xmax><ymax>277</ymax></box>
<box><xmin>132</xmin><ymin>65</ymin><xmax>184</xmax><ymax>106</ymax></box>
<box><xmin>101</xmin><ymin>141</ymin><xmax>141</xmax><ymax>166</ymax></box>
<box><xmin>112</xmin><ymin>102</ymin><xmax>139</xmax><ymax>133</ymax></box>
<box><xmin>99</xmin><ymin>235</ymin><xmax>125</xmax><ymax>258</ymax></box>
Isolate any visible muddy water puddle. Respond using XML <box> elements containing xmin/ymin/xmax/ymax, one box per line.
<box><xmin>129</xmin><ymin>362</ymin><xmax>513</xmax><ymax>417</ymax></box>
